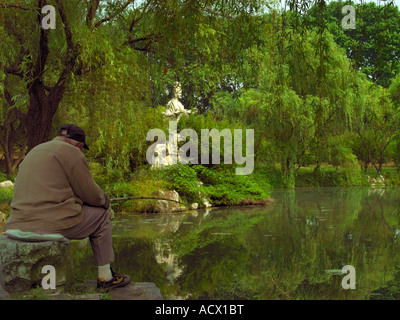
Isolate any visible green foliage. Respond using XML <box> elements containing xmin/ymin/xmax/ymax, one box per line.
<box><xmin>254</xmin><ymin>163</ymin><xmax>367</xmax><ymax>188</ymax></box>
<box><xmin>0</xmin><ymin>186</ymin><xmax>13</xmax><ymax>205</ymax></box>
<box><xmin>158</xmin><ymin>164</ymin><xmax>270</xmax><ymax>207</ymax></box>
<box><xmin>200</xmin><ymin>165</ymin><xmax>271</xmax><ymax>206</ymax></box>
<box><xmin>89</xmin><ymin>162</ymin><xmax>169</xmax><ymax>212</ymax></box>
<box><xmin>310</xmin><ymin>1</ymin><xmax>400</xmax><ymax>87</ymax></box>
<box><xmin>295</xmin><ymin>166</ymin><xmax>366</xmax><ymax>187</ymax></box>
<box><xmin>158</xmin><ymin>164</ymin><xmax>201</xmax><ymax>204</ymax></box>
<box><xmin>28</xmin><ymin>286</ymin><xmax>50</xmax><ymax>301</ymax></box>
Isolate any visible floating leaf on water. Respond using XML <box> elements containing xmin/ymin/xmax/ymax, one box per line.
<box><xmin>324</xmin><ymin>269</ymin><xmax>343</xmax><ymax>275</ymax></box>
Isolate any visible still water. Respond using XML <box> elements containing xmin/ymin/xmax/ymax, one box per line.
<box><xmin>70</xmin><ymin>187</ymin><xmax>400</xmax><ymax>300</ymax></box>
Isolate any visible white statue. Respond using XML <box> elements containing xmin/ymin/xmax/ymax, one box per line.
<box><xmin>163</xmin><ymin>82</ymin><xmax>191</xmax><ymax>121</ymax></box>
<box><xmin>151</xmin><ymin>82</ymin><xmax>193</xmax><ymax>169</ymax></box>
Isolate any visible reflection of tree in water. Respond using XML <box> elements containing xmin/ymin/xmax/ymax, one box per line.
<box><xmin>351</xmin><ymin>192</ymin><xmax>394</xmax><ymax>245</ymax></box>
<box><xmin>347</xmin><ymin>191</ymin><xmax>400</xmax><ymax>297</ymax></box>
<box><xmin>176</xmin><ymin>241</ymin><xmax>256</xmax><ymax>299</ymax></box>
<box><xmin>166</xmin><ymin>207</ymin><xmax>265</xmax><ymax>299</ymax></box>
<box><xmin>70</xmin><ymin>188</ymin><xmax>400</xmax><ymax>299</ymax></box>
<box><xmin>167</xmin><ymin>188</ymin><xmax>400</xmax><ymax>300</ymax></box>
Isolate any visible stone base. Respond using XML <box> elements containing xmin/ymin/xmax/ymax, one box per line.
<box><xmin>29</xmin><ymin>281</ymin><xmax>163</xmax><ymax>300</ymax></box>
<box><xmin>0</xmin><ymin>234</ymin><xmax>74</xmax><ymax>294</ymax></box>
<box><xmin>109</xmin><ymin>282</ymin><xmax>163</xmax><ymax>300</ymax></box>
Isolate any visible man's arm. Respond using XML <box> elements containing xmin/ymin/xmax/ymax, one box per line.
<box><xmin>68</xmin><ymin>157</ymin><xmax>109</xmax><ymax>208</ymax></box>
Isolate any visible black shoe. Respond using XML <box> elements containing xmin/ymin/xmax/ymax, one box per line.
<box><xmin>97</xmin><ymin>268</ymin><xmax>130</xmax><ymax>291</ymax></box>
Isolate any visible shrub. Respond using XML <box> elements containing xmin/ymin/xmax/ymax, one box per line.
<box><xmin>159</xmin><ymin>164</ymin><xmax>271</xmax><ymax>207</ymax></box>
<box><xmin>0</xmin><ymin>187</ymin><xmax>13</xmax><ymax>204</ymax></box>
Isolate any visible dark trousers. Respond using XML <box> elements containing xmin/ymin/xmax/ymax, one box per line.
<box><xmin>55</xmin><ymin>205</ymin><xmax>114</xmax><ymax>266</ymax></box>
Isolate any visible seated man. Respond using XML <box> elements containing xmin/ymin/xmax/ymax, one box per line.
<box><xmin>3</xmin><ymin>124</ymin><xmax>130</xmax><ymax>291</ymax></box>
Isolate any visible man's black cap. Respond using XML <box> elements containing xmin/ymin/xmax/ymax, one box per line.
<box><xmin>58</xmin><ymin>124</ymin><xmax>89</xmax><ymax>150</ymax></box>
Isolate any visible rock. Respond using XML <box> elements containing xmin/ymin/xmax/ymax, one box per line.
<box><xmin>202</xmin><ymin>198</ymin><xmax>212</xmax><ymax>208</ymax></box>
<box><xmin>153</xmin><ymin>190</ymin><xmax>180</xmax><ymax>204</ymax></box>
<box><xmin>154</xmin><ymin>200</ymin><xmax>169</xmax><ymax>213</ymax></box>
<box><xmin>0</xmin><ymin>234</ymin><xmax>74</xmax><ymax>293</ymax></box>
<box><xmin>0</xmin><ymin>257</ymin><xmax>10</xmax><ymax>299</ymax></box>
<box><xmin>151</xmin><ymin>190</ymin><xmax>183</xmax><ymax>213</ymax></box>
<box><xmin>195</xmin><ymin>182</ymin><xmax>213</xmax><ymax>208</ymax></box>
<box><xmin>44</xmin><ymin>281</ymin><xmax>163</xmax><ymax>300</ymax></box>
<box><xmin>109</xmin><ymin>282</ymin><xmax>163</xmax><ymax>300</ymax></box>
<box><xmin>0</xmin><ymin>180</ymin><xmax>13</xmax><ymax>188</ymax></box>
<box><xmin>190</xmin><ymin>203</ymin><xmax>198</xmax><ymax>210</ymax></box>
<box><xmin>377</xmin><ymin>175</ymin><xmax>385</xmax><ymax>185</ymax></box>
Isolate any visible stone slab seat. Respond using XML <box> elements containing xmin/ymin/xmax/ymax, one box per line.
<box><xmin>0</xmin><ymin>229</ymin><xmax>74</xmax><ymax>295</ymax></box>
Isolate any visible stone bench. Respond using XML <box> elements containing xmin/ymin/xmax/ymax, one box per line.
<box><xmin>0</xmin><ymin>230</ymin><xmax>74</xmax><ymax>296</ymax></box>
<box><xmin>0</xmin><ymin>230</ymin><xmax>164</xmax><ymax>300</ymax></box>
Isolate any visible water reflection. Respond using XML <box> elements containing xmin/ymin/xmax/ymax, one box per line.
<box><xmin>70</xmin><ymin>187</ymin><xmax>400</xmax><ymax>300</ymax></box>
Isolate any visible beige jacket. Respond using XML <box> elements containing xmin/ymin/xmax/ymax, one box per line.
<box><xmin>4</xmin><ymin>137</ymin><xmax>107</xmax><ymax>232</ymax></box>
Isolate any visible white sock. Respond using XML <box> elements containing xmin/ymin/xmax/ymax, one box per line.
<box><xmin>98</xmin><ymin>264</ymin><xmax>113</xmax><ymax>281</ymax></box>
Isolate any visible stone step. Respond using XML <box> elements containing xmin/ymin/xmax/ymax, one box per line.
<box><xmin>56</xmin><ymin>281</ymin><xmax>163</xmax><ymax>300</ymax></box>
<box><xmin>4</xmin><ymin>281</ymin><xmax>163</xmax><ymax>300</ymax></box>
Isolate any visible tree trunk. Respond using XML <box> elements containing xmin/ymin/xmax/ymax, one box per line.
<box><xmin>282</xmin><ymin>156</ymin><xmax>295</xmax><ymax>188</ymax></box>
<box><xmin>2</xmin><ymin>142</ymin><xmax>25</xmax><ymax>177</ymax></box>
<box><xmin>0</xmin><ymin>90</ymin><xmax>27</xmax><ymax>176</ymax></box>
<box><xmin>26</xmin><ymin>81</ymin><xmax>63</xmax><ymax>151</ymax></box>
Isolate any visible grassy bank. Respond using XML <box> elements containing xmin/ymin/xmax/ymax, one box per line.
<box><xmin>93</xmin><ymin>163</ymin><xmax>273</xmax><ymax>213</ymax></box>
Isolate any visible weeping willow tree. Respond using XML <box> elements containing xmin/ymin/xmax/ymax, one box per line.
<box><xmin>54</xmin><ymin>29</ymin><xmax>165</xmax><ymax>179</ymax></box>
<box><xmin>212</xmin><ymin>1</ymin><xmax>368</xmax><ymax>187</ymax></box>
<box><xmin>0</xmin><ymin>0</ymin><xmax>269</xmax><ymax>175</ymax></box>
<box><xmin>312</xmin><ymin>0</ymin><xmax>400</xmax><ymax>88</ymax></box>
<box><xmin>307</xmin><ymin>1</ymin><xmax>400</xmax><ymax>175</ymax></box>
<box><xmin>1</xmin><ymin>0</ymin><xmax>399</xmax><ymax>182</ymax></box>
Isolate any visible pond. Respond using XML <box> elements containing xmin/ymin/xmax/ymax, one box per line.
<box><xmin>70</xmin><ymin>187</ymin><xmax>400</xmax><ymax>300</ymax></box>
